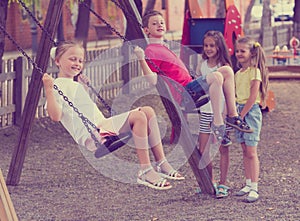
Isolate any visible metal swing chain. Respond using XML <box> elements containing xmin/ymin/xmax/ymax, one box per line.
<box><xmin>81</xmin><ymin>0</ymin><xmax>187</xmax><ymax>96</ymax></box>
<box><xmin>0</xmin><ymin>23</ymin><xmax>102</xmax><ymax>148</ymax></box>
<box><xmin>18</xmin><ymin>0</ymin><xmax>58</xmax><ymax>46</ymax></box>
<box><xmin>54</xmin><ymin>85</ymin><xmax>102</xmax><ymax>147</ymax></box>
<box><xmin>86</xmin><ymin>83</ymin><xmax>116</xmax><ymax>116</ymax></box>
<box><xmin>0</xmin><ymin>24</ymin><xmax>43</xmax><ymax>74</ymax></box>
<box><xmin>80</xmin><ymin>1</ymin><xmax>127</xmax><ymax>43</ymax></box>
<box><xmin>110</xmin><ymin>0</ymin><xmax>198</xmax><ymax>78</ymax></box>
<box><xmin>19</xmin><ymin>0</ymin><xmax>116</xmax><ymax>116</ymax></box>
<box><xmin>110</xmin><ymin>0</ymin><xmax>143</xmax><ymax>29</ymax></box>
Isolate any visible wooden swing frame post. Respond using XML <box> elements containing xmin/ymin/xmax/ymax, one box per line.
<box><xmin>6</xmin><ymin>0</ymin><xmax>64</xmax><ymax>186</ymax></box>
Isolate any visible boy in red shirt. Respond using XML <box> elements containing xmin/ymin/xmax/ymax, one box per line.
<box><xmin>134</xmin><ymin>10</ymin><xmax>252</xmax><ymax>142</ymax></box>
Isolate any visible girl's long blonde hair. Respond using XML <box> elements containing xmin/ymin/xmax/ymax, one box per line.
<box><xmin>236</xmin><ymin>36</ymin><xmax>269</xmax><ymax>106</ymax></box>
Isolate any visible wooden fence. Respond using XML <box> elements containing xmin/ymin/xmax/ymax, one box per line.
<box><xmin>0</xmin><ymin>43</ymin><xmax>181</xmax><ymax>129</ymax></box>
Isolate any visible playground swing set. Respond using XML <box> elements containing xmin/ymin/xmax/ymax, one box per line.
<box><xmin>0</xmin><ymin>0</ymin><xmax>218</xmax><ymax>195</ymax></box>
<box><xmin>1</xmin><ymin>0</ymin><xmax>274</xmax><ymax>199</ymax></box>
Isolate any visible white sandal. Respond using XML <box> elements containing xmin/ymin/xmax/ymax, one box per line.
<box><xmin>156</xmin><ymin>158</ymin><xmax>185</xmax><ymax>181</ymax></box>
<box><xmin>137</xmin><ymin>166</ymin><xmax>172</xmax><ymax>190</ymax></box>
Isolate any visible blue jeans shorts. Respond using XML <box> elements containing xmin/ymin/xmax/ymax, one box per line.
<box><xmin>235</xmin><ymin>103</ymin><xmax>262</xmax><ymax>147</ymax></box>
<box><xmin>195</xmin><ymin>75</ymin><xmax>210</xmax><ymax>93</ymax></box>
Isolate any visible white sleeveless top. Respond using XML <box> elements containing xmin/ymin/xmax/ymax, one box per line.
<box><xmin>198</xmin><ymin>60</ymin><xmax>222</xmax><ymax>113</ymax></box>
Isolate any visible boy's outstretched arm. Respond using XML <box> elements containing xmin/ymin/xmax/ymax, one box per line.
<box><xmin>42</xmin><ymin>74</ymin><xmax>62</xmax><ymax>122</ymax></box>
<box><xmin>134</xmin><ymin>46</ymin><xmax>158</xmax><ymax>85</ymax></box>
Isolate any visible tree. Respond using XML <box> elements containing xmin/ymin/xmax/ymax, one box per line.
<box><xmin>215</xmin><ymin>0</ymin><xmax>226</xmax><ymax>18</ymax></box>
<box><xmin>0</xmin><ymin>0</ymin><xmax>8</xmax><ymax>74</ymax></box>
<box><xmin>144</xmin><ymin>0</ymin><xmax>156</xmax><ymax>16</ymax></box>
<box><xmin>74</xmin><ymin>0</ymin><xmax>91</xmax><ymax>49</ymax></box>
<box><xmin>260</xmin><ymin>0</ymin><xmax>273</xmax><ymax>52</ymax></box>
<box><xmin>244</xmin><ymin>0</ymin><xmax>255</xmax><ymax>25</ymax></box>
<box><xmin>125</xmin><ymin>0</ymin><xmax>142</xmax><ymax>41</ymax></box>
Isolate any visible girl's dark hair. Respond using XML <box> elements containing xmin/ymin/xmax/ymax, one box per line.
<box><xmin>142</xmin><ymin>10</ymin><xmax>163</xmax><ymax>28</ymax></box>
<box><xmin>202</xmin><ymin>30</ymin><xmax>232</xmax><ymax>67</ymax></box>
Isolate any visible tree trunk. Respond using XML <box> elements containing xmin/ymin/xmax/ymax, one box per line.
<box><xmin>215</xmin><ymin>0</ymin><xmax>225</xmax><ymax>18</ymax></box>
<box><xmin>244</xmin><ymin>0</ymin><xmax>255</xmax><ymax>24</ymax></box>
<box><xmin>74</xmin><ymin>0</ymin><xmax>91</xmax><ymax>49</ymax></box>
<box><xmin>293</xmin><ymin>0</ymin><xmax>300</xmax><ymax>38</ymax></box>
<box><xmin>144</xmin><ymin>0</ymin><xmax>156</xmax><ymax>16</ymax></box>
<box><xmin>0</xmin><ymin>0</ymin><xmax>8</xmax><ymax>74</ymax></box>
<box><xmin>125</xmin><ymin>0</ymin><xmax>142</xmax><ymax>41</ymax></box>
<box><xmin>57</xmin><ymin>13</ymin><xmax>65</xmax><ymax>44</ymax></box>
<box><xmin>260</xmin><ymin>0</ymin><xmax>273</xmax><ymax>52</ymax></box>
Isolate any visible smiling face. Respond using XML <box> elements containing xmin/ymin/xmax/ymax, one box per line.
<box><xmin>235</xmin><ymin>42</ymin><xmax>252</xmax><ymax>68</ymax></box>
<box><xmin>55</xmin><ymin>46</ymin><xmax>85</xmax><ymax>78</ymax></box>
<box><xmin>203</xmin><ymin>36</ymin><xmax>218</xmax><ymax>59</ymax></box>
<box><xmin>144</xmin><ymin>14</ymin><xmax>166</xmax><ymax>39</ymax></box>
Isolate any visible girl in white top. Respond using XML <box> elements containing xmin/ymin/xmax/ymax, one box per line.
<box><xmin>42</xmin><ymin>41</ymin><xmax>184</xmax><ymax>190</ymax></box>
<box><xmin>195</xmin><ymin>31</ymin><xmax>233</xmax><ymax>198</ymax></box>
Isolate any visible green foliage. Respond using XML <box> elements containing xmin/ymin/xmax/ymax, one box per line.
<box><xmin>8</xmin><ymin>0</ymin><xmax>40</xmax><ymax>8</ymax></box>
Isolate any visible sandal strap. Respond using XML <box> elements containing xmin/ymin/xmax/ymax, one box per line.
<box><xmin>211</xmin><ymin>123</ymin><xmax>225</xmax><ymax>141</ymax></box>
<box><xmin>152</xmin><ymin>177</ymin><xmax>169</xmax><ymax>188</ymax></box>
<box><xmin>217</xmin><ymin>184</ymin><xmax>230</xmax><ymax>190</ymax></box>
<box><xmin>156</xmin><ymin>158</ymin><xmax>168</xmax><ymax>172</ymax></box>
<box><xmin>249</xmin><ymin>189</ymin><xmax>259</xmax><ymax>194</ymax></box>
<box><xmin>156</xmin><ymin>158</ymin><xmax>167</xmax><ymax>168</ymax></box>
<box><xmin>217</xmin><ymin>185</ymin><xmax>230</xmax><ymax>194</ymax></box>
<box><xmin>138</xmin><ymin>166</ymin><xmax>153</xmax><ymax>177</ymax></box>
<box><xmin>166</xmin><ymin>169</ymin><xmax>179</xmax><ymax>177</ymax></box>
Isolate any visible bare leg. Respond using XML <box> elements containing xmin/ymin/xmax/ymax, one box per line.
<box><xmin>125</xmin><ymin>108</ymin><xmax>152</xmax><ymax>168</ymax></box>
<box><xmin>219</xmin><ymin>145</ymin><xmax>229</xmax><ymax>185</ymax></box>
<box><xmin>138</xmin><ymin>106</ymin><xmax>183</xmax><ymax>178</ymax></box>
<box><xmin>198</xmin><ymin>132</ymin><xmax>214</xmax><ymax>182</ymax></box>
<box><xmin>217</xmin><ymin>66</ymin><xmax>238</xmax><ymax>117</ymax></box>
<box><xmin>242</xmin><ymin>143</ymin><xmax>259</xmax><ymax>183</ymax></box>
<box><xmin>119</xmin><ymin>107</ymin><xmax>166</xmax><ymax>184</ymax></box>
<box><xmin>241</xmin><ymin>143</ymin><xmax>252</xmax><ymax>181</ymax></box>
<box><xmin>205</xmin><ymin>72</ymin><xmax>224</xmax><ymax>125</ymax></box>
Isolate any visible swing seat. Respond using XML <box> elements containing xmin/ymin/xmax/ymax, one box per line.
<box><xmin>94</xmin><ymin>132</ymin><xmax>132</xmax><ymax>158</ymax></box>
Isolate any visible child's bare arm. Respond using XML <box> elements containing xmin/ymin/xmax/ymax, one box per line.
<box><xmin>195</xmin><ymin>56</ymin><xmax>204</xmax><ymax>77</ymax></box>
<box><xmin>42</xmin><ymin>74</ymin><xmax>62</xmax><ymax>121</ymax></box>
<box><xmin>77</xmin><ymin>73</ymin><xmax>90</xmax><ymax>92</ymax></box>
<box><xmin>134</xmin><ymin>46</ymin><xmax>158</xmax><ymax>85</ymax></box>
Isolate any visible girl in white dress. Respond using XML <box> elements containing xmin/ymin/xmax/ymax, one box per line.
<box><xmin>42</xmin><ymin>41</ymin><xmax>184</xmax><ymax>190</ymax></box>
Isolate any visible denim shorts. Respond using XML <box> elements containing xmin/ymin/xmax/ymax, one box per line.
<box><xmin>235</xmin><ymin>103</ymin><xmax>262</xmax><ymax>146</ymax></box>
<box><xmin>195</xmin><ymin>75</ymin><xmax>210</xmax><ymax>93</ymax></box>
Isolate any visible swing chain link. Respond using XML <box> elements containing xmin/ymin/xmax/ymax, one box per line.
<box><xmin>0</xmin><ymin>23</ymin><xmax>44</xmax><ymax>75</ymax></box>
<box><xmin>86</xmin><ymin>84</ymin><xmax>117</xmax><ymax>116</ymax></box>
<box><xmin>0</xmin><ymin>22</ymin><xmax>102</xmax><ymax>149</ymax></box>
<box><xmin>80</xmin><ymin>1</ymin><xmax>127</xmax><ymax>43</ymax></box>
<box><xmin>54</xmin><ymin>85</ymin><xmax>103</xmax><ymax>148</ymax></box>
<box><xmin>82</xmin><ymin>0</ymin><xmax>186</xmax><ymax>96</ymax></box>
<box><xmin>110</xmin><ymin>0</ymin><xmax>143</xmax><ymax>29</ymax></box>
<box><xmin>18</xmin><ymin>0</ymin><xmax>58</xmax><ymax>46</ymax></box>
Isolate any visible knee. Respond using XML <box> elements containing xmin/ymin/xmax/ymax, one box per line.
<box><xmin>131</xmin><ymin>109</ymin><xmax>148</xmax><ymax>125</ymax></box>
<box><xmin>140</xmin><ymin>106</ymin><xmax>156</xmax><ymax>118</ymax></box>
<box><xmin>218</xmin><ymin>66</ymin><xmax>234</xmax><ymax>79</ymax></box>
<box><xmin>220</xmin><ymin>146</ymin><xmax>229</xmax><ymax>155</ymax></box>
<box><xmin>210</xmin><ymin>71</ymin><xmax>224</xmax><ymax>86</ymax></box>
<box><xmin>243</xmin><ymin>148</ymin><xmax>257</xmax><ymax>159</ymax></box>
